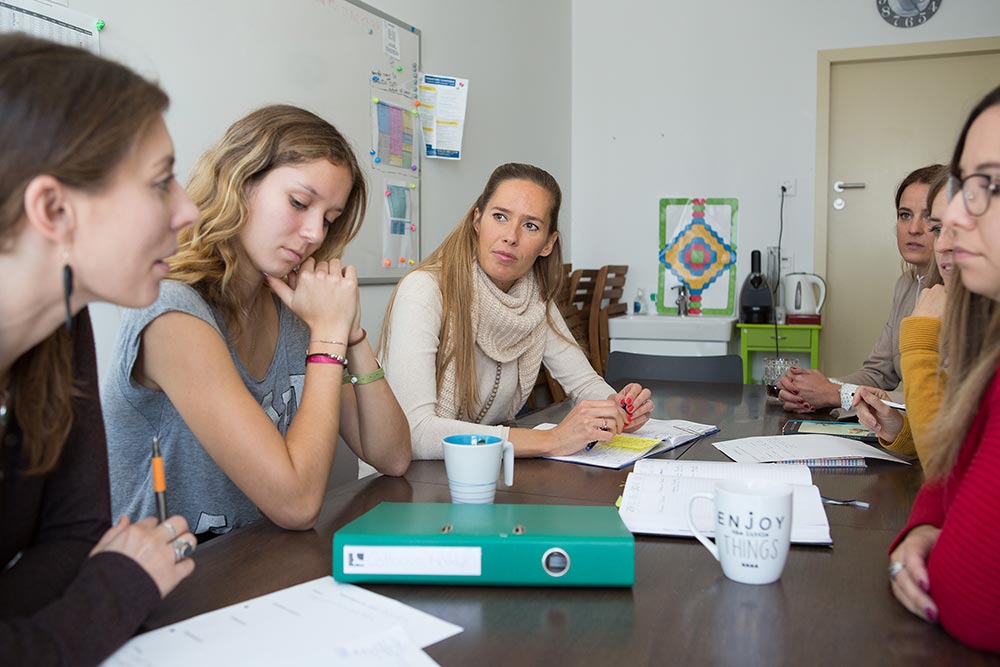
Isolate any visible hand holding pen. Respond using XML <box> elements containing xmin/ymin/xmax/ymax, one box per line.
<box><xmin>612</xmin><ymin>383</ymin><xmax>654</xmax><ymax>433</ymax></box>
<box><xmin>86</xmin><ymin>440</ymin><xmax>198</xmax><ymax>598</ymax></box>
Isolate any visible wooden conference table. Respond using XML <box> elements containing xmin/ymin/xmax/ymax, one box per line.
<box><xmin>146</xmin><ymin>381</ymin><xmax>998</xmax><ymax>666</ymax></box>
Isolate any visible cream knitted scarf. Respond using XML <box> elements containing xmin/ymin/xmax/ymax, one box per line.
<box><xmin>436</xmin><ymin>262</ymin><xmax>548</xmax><ymax>421</ymax></box>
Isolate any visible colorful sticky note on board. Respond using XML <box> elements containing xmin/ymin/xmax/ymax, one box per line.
<box><xmin>603</xmin><ymin>435</ymin><xmax>661</xmax><ymax>451</ymax></box>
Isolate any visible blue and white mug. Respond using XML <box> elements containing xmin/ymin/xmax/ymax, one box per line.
<box><xmin>442</xmin><ymin>435</ymin><xmax>514</xmax><ymax>504</ymax></box>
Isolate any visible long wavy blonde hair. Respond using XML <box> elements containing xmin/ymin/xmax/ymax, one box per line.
<box><xmin>169</xmin><ymin>104</ymin><xmax>367</xmax><ymax>327</ymax></box>
<box><xmin>378</xmin><ymin>163</ymin><xmax>568</xmax><ymax>420</ymax></box>
<box><xmin>926</xmin><ymin>86</ymin><xmax>1000</xmax><ymax>479</ymax></box>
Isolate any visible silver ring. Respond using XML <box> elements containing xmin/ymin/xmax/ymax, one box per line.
<box><xmin>888</xmin><ymin>561</ymin><xmax>905</xmax><ymax>581</ymax></box>
<box><xmin>172</xmin><ymin>538</ymin><xmax>194</xmax><ymax>563</ymax></box>
<box><xmin>162</xmin><ymin>521</ymin><xmax>177</xmax><ymax>540</ymax></box>
<box><xmin>602</xmin><ymin>418</ymin><xmax>608</xmax><ymax>430</ymax></box>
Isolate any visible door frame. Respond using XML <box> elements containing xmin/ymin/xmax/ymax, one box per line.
<box><xmin>813</xmin><ymin>36</ymin><xmax>1000</xmax><ymax>276</ymax></box>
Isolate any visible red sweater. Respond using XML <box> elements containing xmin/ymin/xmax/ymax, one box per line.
<box><xmin>892</xmin><ymin>362</ymin><xmax>1000</xmax><ymax>653</ymax></box>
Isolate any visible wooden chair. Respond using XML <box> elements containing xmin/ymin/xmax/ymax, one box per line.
<box><xmin>589</xmin><ymin>265</ymin><xmax>629</xmax><ymax>376</ymax></box>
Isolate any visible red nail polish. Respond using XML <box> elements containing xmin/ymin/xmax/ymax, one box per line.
<box><xmin>919</xmin><ymin>580</ymin><xmax>930</xmax><ymax>593</ymax></box>
<box><xmin>926</xmin><ymin>607</ymin><xmax>938</xmax><ymax>623</ymax></box>
<box><xmin>625</xmin><ymin>397</ymin><xmax>633</xmax><ymax>405</ymax></box>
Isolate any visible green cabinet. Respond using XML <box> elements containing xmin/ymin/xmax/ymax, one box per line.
<box><xmin>737</xmin><ymin>324</ymin><xmax>821</xmax><ymax>384</ymax></box>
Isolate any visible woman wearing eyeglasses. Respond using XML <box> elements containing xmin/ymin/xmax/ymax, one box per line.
<box><xmin>886</xmin><ymin>84</ymin><xmax>1000</xmax><ymax>653</ymax></box>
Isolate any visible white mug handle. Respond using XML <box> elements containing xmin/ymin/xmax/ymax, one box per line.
<box><xmin>501</xmin><ymin>441</ymin><xmax>514</xmax><ymax>486</ymax></box>
<box><xmin>687</xmin><ymin>492</ymin><xmax>719</xmax><ymax>561</ymax></box>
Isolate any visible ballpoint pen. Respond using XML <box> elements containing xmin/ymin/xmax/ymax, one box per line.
<box><xmin>152</xmin><ymin>436</ymin><xmax>167</xmax><ymax>523</ymax></box>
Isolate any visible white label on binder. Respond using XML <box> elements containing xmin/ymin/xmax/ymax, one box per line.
<box><xmin>342</xmin><ymin>546</ymin><xmax>482</xmax><ymax>576</ymax></box>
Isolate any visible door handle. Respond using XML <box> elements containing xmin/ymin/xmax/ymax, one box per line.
<box><xmin>833</xmin><ymin>181</ymin><xmax>866</xmax><ymax>192</ymax></box>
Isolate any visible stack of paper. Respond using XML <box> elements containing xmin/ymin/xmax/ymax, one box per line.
<box><xmin>618</xmin><ymin>459</ymin><xmax>832</xmax><ymax>545</ymax></box>
<box><xmin>713</xmin><ymin>434</ymin><xmax>912</xmax><ymax>467</ymax></box>
<box><xmin>538</xmin><ymin>419</ymin><xmax>718</xmax><ymax>470</ymax></box>
<box><xmin>101</xmin><ymin>577</ymin><xmax>461</xmax><ymax>666</ymax></box>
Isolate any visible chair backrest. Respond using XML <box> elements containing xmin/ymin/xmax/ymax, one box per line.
<box><xmin>589</xmin><ymin>265</ymin><xmax>629</xmax><ymax>375</ymax></box>
<box><xmin>567</xmin><ymin>268</ymin><xmax>599</xmax><ymax>312</ymax></box>
<box><xmin>605</xmin><ymin>351</ymin><xmax>744</xmax><ymax>386</ymax></box>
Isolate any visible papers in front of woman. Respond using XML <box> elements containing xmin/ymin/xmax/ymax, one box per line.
<box><xmin>537</xmin><ymin>419</ymin><xmax>718</xmax><ymax>470</ymax></box>
<box><xmin>101</xmin><ymin>577</ymin><xmax>460</xmax><ymax>667</ymax></box>
<box><xmin>712</xmin><ymin>434</ymin><xmax>912</xmax><ymax>467</ymax></box>
<box><xmin>618</xmin><ymin>459</ymin><xmax>832</xmax><ymax>545</ymax></box>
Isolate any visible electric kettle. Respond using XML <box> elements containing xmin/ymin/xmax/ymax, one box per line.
<box><xmin>783</xmin><ymin>273</ymin><xmax>827</xmax><ymax>315</ymax></box>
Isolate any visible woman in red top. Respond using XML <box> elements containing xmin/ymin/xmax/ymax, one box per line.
<box><xmin>888</xmin><ymin>84</ymin><xmax>1000</xmax><ymax>653</ymax></box>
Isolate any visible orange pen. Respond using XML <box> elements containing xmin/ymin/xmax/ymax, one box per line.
<box><xmin>151</xmin><ymin>436</ymin><xmax>167</xmax><ymax>523</ymax></box>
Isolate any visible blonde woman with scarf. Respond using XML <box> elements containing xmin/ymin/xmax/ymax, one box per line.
<box><xmin>377</xmin><ymin>163</ymin><xmax>653</xmax><ymax>464</ymax></box>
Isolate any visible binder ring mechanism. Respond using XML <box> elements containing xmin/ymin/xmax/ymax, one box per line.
<box><xmin>542</xmin><ymin>547</ymin><xmax>571</xmax><ymax>577</ymax></box>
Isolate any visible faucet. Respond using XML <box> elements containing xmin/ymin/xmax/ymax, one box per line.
<box><xmin>672</xmin><ymin>284</ymin><xmax>689</xmax><ymax>317</ymax></box>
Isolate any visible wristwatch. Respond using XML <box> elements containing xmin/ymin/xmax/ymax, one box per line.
<box><xmin>838</xmin><ymin>383</ymin><xmax>859</xmax><ymax>411</ymax></box>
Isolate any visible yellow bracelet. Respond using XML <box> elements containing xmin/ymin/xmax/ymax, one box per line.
<box><xmin>342</xmin><ymin>368</ymin><xmax>385</xmax><ymax>386</ymax></box>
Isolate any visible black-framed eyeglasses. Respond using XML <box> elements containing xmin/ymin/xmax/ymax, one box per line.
<box><xmin>947</xmin><ymin>173</ymin><xmax>1000</xmax><ymax>217</ymax></box>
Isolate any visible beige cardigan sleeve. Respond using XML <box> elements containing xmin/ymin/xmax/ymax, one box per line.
<box><xmin>381</xmin><ymin>271</ymin><xmax>509</xmax><ymax>461</ymax></box>
<box><xmin>542</xmin><ymin>302</ymin><xmax>615</xmax><ymax>401</ymax></box>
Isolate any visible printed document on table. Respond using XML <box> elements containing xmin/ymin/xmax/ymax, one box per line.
<box><xmin>102</xmin><ymin>576</ymin><xmax>461</xmax><ymax>666</ymax></box>
<box><xmin>0</xmin><ymin>0</ymin><xmax>100</xmax><ymax>53</ymax></box>
<box><xmin>713</xmin><ymin>434</ymin><xmax>911</xmax><ymax>465</ymax></box>
<box><xmin>417</xmin><ymin>73</ymin><xmax>468</xmax><ymax>159</ymax></box>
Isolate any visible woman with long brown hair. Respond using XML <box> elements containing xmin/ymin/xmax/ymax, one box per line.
<box><xmin>103</xmin><ymin>105</ymin><xmax>410</xmax><ymax>537</ymax></box>
<box><xmin>886</xmin><ymin>84</ymin><xmax>1000</xmax><ymax>652</ymax></box>
<box><xmin>0</xmin><ymin>35</ymin><xmax>198</xmax><ymax>664</ymax></box>
<box><xmin>378</xmin><ymin>163</ymin><xmax>653</xmax><ymax>463</ymax></box>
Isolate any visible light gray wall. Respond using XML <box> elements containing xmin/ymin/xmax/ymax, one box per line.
<box><xmin>569</xmin><ymin>0</ymin><xmax>1000</xmax><ymax>305</ymax></box>
<box><xmin>85</xmin><ymin>0</ymin><xmax>571</xmax><ymax>380</ymax></box>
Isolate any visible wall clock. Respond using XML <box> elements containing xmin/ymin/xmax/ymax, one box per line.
<box><xmin>876</xmin><ymin>0</ymin><xmax>941</xmax><ymax>28</ymax></box>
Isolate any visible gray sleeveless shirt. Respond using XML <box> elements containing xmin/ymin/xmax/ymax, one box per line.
<box><xmin>103</xmin><ymin>280</ymin><xmax>308</xmax><ymax>536</ymax></box>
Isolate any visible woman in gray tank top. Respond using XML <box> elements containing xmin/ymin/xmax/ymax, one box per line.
<box><xmin>103</xmin><ymin>106</ymin><xmax>411</xmax><ymax>537</ymax></box>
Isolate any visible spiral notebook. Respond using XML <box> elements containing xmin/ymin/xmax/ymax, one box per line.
<box><xmin>712</xmin><ymin>434</ymin><xmax>911</xmax><ymax>468</ymax></box>
<box><xmin>537</xmin><ymin>419</ymin><xmax>718</xmax><ymax>470</ymax></box>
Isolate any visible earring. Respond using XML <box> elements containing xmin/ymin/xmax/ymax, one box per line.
<box><xmin>62</xmin><ymin>248</ymin><xmax>73</xmax><ymax>332</ymax></box>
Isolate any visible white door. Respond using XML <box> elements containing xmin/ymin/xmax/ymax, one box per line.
<box><xmin>820</xmin><ymin>44</ymin><xmax>1000</xmax><ymax>379</ymax></box>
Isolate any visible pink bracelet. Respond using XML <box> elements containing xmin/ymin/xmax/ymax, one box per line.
<box><xmin>306</xmin><ymin>353</ymin><xmax>347</xmax><ymax>366</ymax></box>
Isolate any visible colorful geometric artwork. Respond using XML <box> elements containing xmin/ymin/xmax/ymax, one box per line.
<box><xmin>658</xmin><ymin>198</ymin><xmax>738</xmax><ymax>315</ymax></box>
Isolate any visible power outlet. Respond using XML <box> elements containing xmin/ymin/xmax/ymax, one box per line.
<box><xmin>779</xmin><ymin>178</ymin><xmax>797</xmax><ymax>197</ymax></box>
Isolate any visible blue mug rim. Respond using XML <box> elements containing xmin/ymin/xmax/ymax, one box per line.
<box><xmin>443</xmin><ymin>434</ymin><xmax>503</xmax><ymax>446</ymax></box>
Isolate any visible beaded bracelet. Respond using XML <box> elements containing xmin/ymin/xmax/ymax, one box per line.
<box><xmin>306</xmin><ymin>352</ymin><xmax>347</xmax><ymax>367</ymax></box>
<box><xmin>342</xmin><ymin>368</ymin><xmax>386</xmax><ymax>386</ymax></box>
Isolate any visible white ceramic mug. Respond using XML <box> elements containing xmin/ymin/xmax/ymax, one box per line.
<box><xmin>442</xmin><ymin>435</ymin><xmax>514</xmax><ymax>504</ymax></box>
<box><xmin>687</xmin><ymin>479</ymin><xmax>793</xmax><ymax>585</ymax></box>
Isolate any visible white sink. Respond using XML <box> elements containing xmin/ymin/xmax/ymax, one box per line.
<box><xmin>608</xmin><ymin>315</ymin><xmax>737</xmax><ymax>342</ymax></box>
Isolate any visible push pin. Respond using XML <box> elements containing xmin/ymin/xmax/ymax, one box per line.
<box><xmin>95</xmin><ymin>19</ymin><xmax>106</xmax><ymax>31</ymax></box>
<box><xmin>369</xmin><ymin>149</ymin><xmax>376</xmax><ymax>156</ymax></box>
<box><xmin>399</xmin><ymin>256</ymin><xmax>406</xmax><ymax>263</ymax></box>
<box><xmin>372</xmin><ymin>97</ymin><xmax>380</xmax><ymax>104</ymax></box>
<box><xmin>410</xmin><ymin>165</ymin><xmax>418</xmax><ymax>171</ymax></box>
<box><xmin>410</xmin><ymin>224</ymin><xmax>417</xmax><ymax>231</ymax></box>
<box><xmin>383</xmin><ymin>259</ymin><xmax>391</xmax><ymax>267</ymax></box>
<box><xmin>384</xmin><ymin>189</ymin><xmax>391</xmax><ymax>196</ymax></box>
<box><xmin>414</xmin><ymin>100</ymin><xmax>421</xmax><ymax>107</ymax></box>
<box><xmin>410</xmin><ymin>109</ymin><xmax>418</xmax><ymax>116</ymax></box>
<box><xmin>408</xmin><ymin>259</ymin><xmax>415</xmax><ymax>265</ymax></box>
<box><xmin>396</xmin><ymin>65</ymin><xmax>403</xmax><ymax>72</ymax></box>
<box><xmin>372</xmin><ymin>75</ymin><xmax>379</xmax><ymax>82</ymax></box>
<box><xmin>374</xmin><ymin>157</ymin><xmax>381</xmax><ymax>163</ymax></box>
<box><xmin>409</xmin><ymin>183</ymin><xmax>416</xmax><ymax>189</ymax></box>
